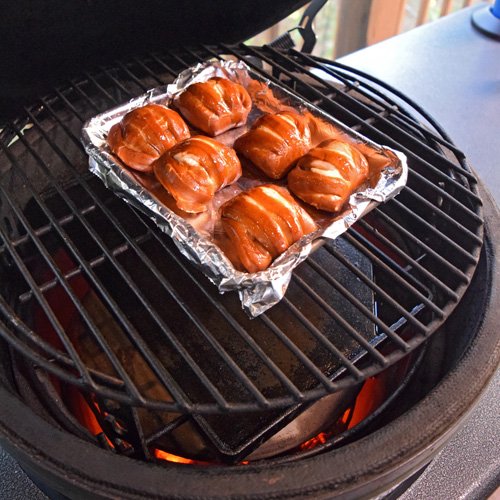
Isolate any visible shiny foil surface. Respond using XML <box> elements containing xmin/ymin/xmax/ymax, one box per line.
<box><xmin>81</xmin><ymin>60</ymin><xmax>408</xmax><ymax>317</ymax></box>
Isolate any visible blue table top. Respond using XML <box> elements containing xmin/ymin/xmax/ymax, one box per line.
<box><xmin>339</xmin><ymin>2</ymin><xmax>500</xmax><ymax>205</ymax></box>
<box><xmin>339</xmin><ymin>3</ymin><xmax>500</xmax><ymax>499</ymax></box>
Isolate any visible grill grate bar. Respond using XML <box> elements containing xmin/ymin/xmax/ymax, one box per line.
<box><xmin>78</xmin><ymin>72</ymin><xmax>123</xmax><ymax>109</ymax></box>
<box><xmin>18</xmin><ymin>233</ymin><xmax>152</xmax><ymax>303</ymax></box>
<box><xmin>68</xmin><ymin>79</ymin><xmax>102</xmax><ymax>113</ymax></box>
<box><xmin>401</xmin><ymin>165</ymin><xmax>480</xmax><ymax>227</ymax></box>
<box><xmin>83</xmin><ymin>71</ymin><xmax>118</xmax><ymax>106</ymax></box>
<box><xmin>391</xmin><ymin>197</ymin><xmax>479</xmax><ymax>266</ymax></box>
<box><xmin>234</xmin><ymin>44</ymin><xmax>483</xmax><ymax>218</ymax></box>
<box><xmin>369</xmin><ymin>206</ymin><xmax>470</xmax><ymax>284</ymax></box>
<box><xmin>281</xmin><ymin>296</ymin><xmax>365</xmax><ymax>380</ymax></box>
<box><xmin>50</xmin><ymin>89</ymin><xmax>86</xmax><ymax>123</ymax></box>
<box><xmin>98</xmin><ymin>66</ymin><xmax>138</xmax><ymax>101</ymax></box>
<box><xmin>341</xmin><ymin>231</ymin><xmax>443</xmax><ymax>319</ymax></box>
<box><xmin>5</xmin><ymin>204</ymin><xmax>97</xmax><ymax>254</ymax></box>
<box><xmin>0</xmin><ymin>188</ymin><xmax>109</xmax><ymax>392</ymax></box>
<box><xmin>257</xmin><ymin>313</ymin><xmax>351</xmax><ymax>390</ymax></box>
<box><xmin>136</xmin><ymin>240</ymin><xmax>313</xmax><ymax>400</ymax></box>
<box><xmin>4</xmin><ymin>115</ymin><xmax>221</xmax><ymax>411</ymax></box>
<box><xmin>306</xmin><ymin>252</ymin><xmax>414</xmax><ymax>348</ymax></box>
<box><xmin>147</xmin><ymin>244</ymin><xmax>309</xmax><ymax>401</ymax></box>
<box><xmin>406</xmin><ymin>166</ymin><xmax>482</xmax><ymax>226</ymax></box>
<box><xmin>262</xmin><ymin>45</ymin><xmax>479</xmax><ymax>188</ymax></box>
<box><xmin>169</xmin><ymin>50</ymin><xmax>208</xmax><ymax>71</ymax></box>
<box><xmin>401</xmin><ymin>187</ymin><xmax>483</xmax><ymax>248</ymax></box>
<box><xmin>40</xmin><ymin>93</ymin><xmax>107</xmax><ymax>152</ymax></box>
<box><xmin>150</xmin><ymin>266</ymin><xmax>304</xmax><ymax>402</ymax></box>
<box><xmin>0</xmin><ymin>293</ymin><xmax>127</xmax><ymax>391</ymax></box>
<box><xmin>0</xmin><ymin>226</ymin><xmax>86</xmax><ymax>371</ymax></box>
<box><xmin>186</xmin><ymin>47</ymin><xmax>223</xmax><ymax>62</ymax></box>
<box><xmin>0</xmin><ymin>323</ymin><xmax>121</xmax><ymax>408</ymax></box>
<box><xmin>132</xmin><ymin>56</ymin><xmax>167</xmax><ymax>86</ymax></box>
<box><xmin>115</xmin><ymin>61</ymin><xmax>151</xmax><ymax>93</ymax></box>
<box><xmin>36</xmin><ymin>84</ymin><xmax>315</xmax><ymax>406</ymax></box>
<box><xmin>330</xmin><ymin>235</ymin><xmax>436</xmax><ymax>327</ymax></box>
<box><xmin>149</xmin><ymin>53</ymin><xmax>186</xmax><ymax>79</ymax></box>
<box><xmin>293</xmin><ymin>50</ymin><xmax>467</xmax><ymax>161</ymax></box>
<box><xmin>346</xmin><ymin>225</ymin><xmax>439</xmax><ymax>300</ymax></box>
<box><xmin>143</xmin><ymin>414</ymin><xmax>190</xmax><ymax>446</ymax></box>
<box><xmin>291</xmin><ymin>272</ymin><xmax>388</xmax><ymax>366</ymax></box>
<box><xmin>355</xmin><ymin>217</ymin><xmax>461</xmax><ymax>301</ymax></box>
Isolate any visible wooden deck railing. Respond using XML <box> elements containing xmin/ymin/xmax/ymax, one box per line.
<box><xmin>248</xmin><ymin>0</ymin><xmax>488</xmax><ymax>58</ymax></box>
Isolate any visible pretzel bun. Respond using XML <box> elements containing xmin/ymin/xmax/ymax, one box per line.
<box><xmin>220</xmin><ymin>184</ymin><xmax>317</xmax><ymax>273</ymax></box>
<box><xmin>288</xmin><ymin>138</ymin><xmax>369</xmax><ymax>212</ymax></box>
<box><xmin>107</xmin><ymin>104</ymin><xmax>190</xmax><ymax>172</ymax></box>
<box><xmin>234</xmin><ymin>111</ymin><xmax>312</xmax><ymax>180</ymax></box>
<box><xmin>153</xmin><ymin>136</ymin><xmax>241</xmax><ymax>213</ymax></box>
<box><xmin>174</xmin><ymin>77</ymin><xmax>252</xmax><ymax>136</ymax></box>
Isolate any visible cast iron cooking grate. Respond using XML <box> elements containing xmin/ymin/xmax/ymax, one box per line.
<box><xmin>0</xmin><ymin>44</ymin><xmax>483</xmax><ymax>415</ymax></box>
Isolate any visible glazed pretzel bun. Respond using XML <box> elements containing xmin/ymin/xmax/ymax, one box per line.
<box><xmin>153</xmin><ymin>136</ymin><xmax>241</xmax><ymax>213</ymax></box>
<box><xmin>234</xmin><ymin>111</ymin><xmax>312</xmax><ymax>180</ymax></box>
<box><xmin>288</xmin><ymin>138</ymin><xmax>369</xmax><ymax>212</ymax></box>
<box><xmin>107</xmin><ymin>103</ymin><xmax>190</xmax><ymax>172</ymax></box>
<box><xmin>174</xmin><ymin>77</ymin><xmax>252</xmax><ymax>136</ymax></box>
<box><xmin>220</xmin><ymin>184</ymin><xmax>317</xmax><ymax>273</ymax></box>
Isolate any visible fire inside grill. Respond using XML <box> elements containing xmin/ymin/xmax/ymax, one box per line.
<box><xmin>0</xmin><ymin>44</ymin><xmax>484</xmax><ymax>471</ymax></box>
<box><xmin>9</xmin><ymin>175</ymin><xmax>427</xmax><ymax>463</ymax></box>
<box><xmin>20</xmin><ymin>201</ymin><xmax>395</xmax><ymax>463</ymax></box>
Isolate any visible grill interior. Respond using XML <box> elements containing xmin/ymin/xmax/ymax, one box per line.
<box><xmin>0</xmin><ymin>45</ymin><xmax>484</xmax><ymax>463</ymax></box>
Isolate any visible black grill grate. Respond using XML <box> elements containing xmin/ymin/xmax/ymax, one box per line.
<box><xmin>0</xmin><ymin>44</ymin><xmax>483</xmax><ymax>417</ymax></box>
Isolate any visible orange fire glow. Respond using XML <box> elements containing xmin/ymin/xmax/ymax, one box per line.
<box><xmin>37</xmin><ymin>249</ymin><xmax>412</xmax><ymax>468</ymax></box>
<box><xmin>347</xmin><ymin>376</ymin><xmax>388</xmax><ymax>429</ymax></box>
<box><xmin>155</xmin><ymin>449</ymin><xmax>197</xmax><ymax>464</ymax></box>
<box><xmin>66</xmin><ymin>373</ymin><xmax>393</xmax><ymax>463</ymax></box>
<box><xmin>299</xmin><ymin>432</ymin><xmax>330</xmax><ymax>451</ymax></box>
<box><xmin>154</xmin><ymin>449</ymin><xmax>215</xmax><ymax>465</ymax></box>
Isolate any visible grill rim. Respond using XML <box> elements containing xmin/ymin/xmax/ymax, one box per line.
<box><xmin>0</xmin><ymin>45</ymin><xmax>485</xmax><ymax>415</ymax></box>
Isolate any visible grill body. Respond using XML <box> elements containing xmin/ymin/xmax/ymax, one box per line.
<box><xmin>0</xmin><ymin>0</ymin><xmax>310</xmax><ymax>114</ymax></box>
<box><xmin>0</xmin><ymin>44</ymin><xmax>499</xmax><ymax>499</ymax></box>
<box><xmin>0</xmin><ymin>212</ymin><xmax>499</xmax><ymax>500</ymax></box>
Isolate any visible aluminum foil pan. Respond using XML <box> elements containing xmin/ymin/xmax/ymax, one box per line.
<box><xmin>81</xmin><ymin>60</ymin><xmax>408</xmax><ymax>317</ymax></box>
